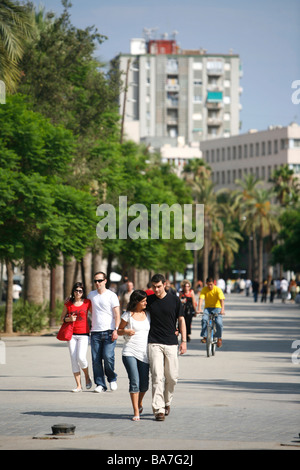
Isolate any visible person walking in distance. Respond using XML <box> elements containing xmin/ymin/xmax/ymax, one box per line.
<box><xmin>197</xmin><ymin>277</ymin><xmax>225</xmax><ymax>348</ymax></box>
<box><xmin>179</xmin><ymin>280</ymin><xmax>197</xmax><ymax>342</ymax></box>
<box><xmin>147</xmin><ymin>274</ymin><xmax>187</xmax><ymax>421</ymax></box>
<box><xmin>88</xmin><ymin>272</ymin><xmax>120</xmax><ymax>392</ymax></box>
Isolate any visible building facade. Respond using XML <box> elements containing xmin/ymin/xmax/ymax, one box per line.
<box><xmin>117</xmin><ymin>35</ymin><xmax>242</xmax><ymax>151</ymax></box>
<box><xmin>200</xmin><ymin>122</ymin><xmax>300</xmax><ymax>190</ymax></box>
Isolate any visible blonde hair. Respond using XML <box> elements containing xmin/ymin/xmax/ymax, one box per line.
<box><xmin>181</xmin><ymin>279</ymin><xmax>191</xmax><ymax>289</ymax></box>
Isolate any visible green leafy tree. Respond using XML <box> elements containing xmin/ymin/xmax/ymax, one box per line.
<box><xmin>0</xmin><ymin>95</ymin><xmax>96</xmax><ymax>332</ymax></box>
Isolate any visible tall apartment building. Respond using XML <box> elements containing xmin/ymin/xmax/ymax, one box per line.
<box><xmin>200</xmin><ymin>122</ymin><xmax>300</xmax><ymax>190</ymax></box>
<box><xmin>116</xmin><ymin>34</ymin><xmax>242</xmax><ymax>151</ymax></box>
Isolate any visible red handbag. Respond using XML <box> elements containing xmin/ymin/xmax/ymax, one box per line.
<box><xmin>56</xmin><ymin>321</ymin><xmax>73</xmax><ymax>341</ymax></box>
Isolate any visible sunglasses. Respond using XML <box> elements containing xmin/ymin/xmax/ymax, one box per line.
<box><xmin>75</xmin><ymin>289</ymin><xmax>83</xmax><ymax>293</ymax></box>
<box><xmin>94</xmin><ymin>279</ymin><xmax>105</xmax><ymax>283</ymax></box>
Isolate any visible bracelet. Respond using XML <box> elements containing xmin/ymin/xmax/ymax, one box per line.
<box><xmin>181</xmin><ymin>340</ymin><xmax>187</xmax><ymax>343</ymax></box>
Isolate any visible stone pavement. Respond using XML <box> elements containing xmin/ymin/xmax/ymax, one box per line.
<box><xmin>0</xmin><ymin>293</ymin><xmax>299</xmax><ymax>451</ymax></box>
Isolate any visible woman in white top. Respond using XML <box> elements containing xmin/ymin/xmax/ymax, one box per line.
<box><xmin>117</xmin><ymin>290</ymin><xmax>150</xmax><ymax>421</ymax></box>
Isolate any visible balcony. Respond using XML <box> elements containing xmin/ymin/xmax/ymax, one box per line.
<box><xmin>165</xmin><ymin>83</ymin><xmax>180</xmax><ymax>92</ymax></box>
<box><xmin>207</xmin><ymin>67</ymin><xmax>223</xmax><ymax>76</ymax></box>
<box><xmin>207</xmin><ymin>118</ymin><xmax>222</xmax><ymax>127</ymax></box>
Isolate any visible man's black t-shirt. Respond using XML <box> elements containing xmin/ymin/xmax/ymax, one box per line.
<box><xmin>147</xmin><ymin>292</ymin><xmax>184</xmax><ymax>345</ymax></box>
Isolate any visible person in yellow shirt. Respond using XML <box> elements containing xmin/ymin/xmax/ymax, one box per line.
<box><xmin>196</xmin><ymin>277</ymin><xmax>225</xmax><ymax>348</ymax></box>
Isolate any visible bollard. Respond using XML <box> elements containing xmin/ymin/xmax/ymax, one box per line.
<box><xmin>51</xmin><ymin>424</ymin><xmax>76</xmax><ymax>436</ymax></box>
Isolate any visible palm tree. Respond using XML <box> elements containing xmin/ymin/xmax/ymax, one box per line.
<box><xmin>234</xmin><ymin>174</ymin><xmax>263</xmax><ymax>280</ymax></box>
<box><xmin>188</xmin><ymin>176</ymin><xmax>223</xmax><ymax>281</ymax></box>
<box><xmin>270</xmin><ymin>164</ymin><xmax>300</xmax><ymax>206</ymax></box>
<box><xmin>241</xmin><ymin>187</ymin><xmax>280</xmax><ymax>288</ymax></box>
<box><xmin>211</xmin><ymin>223</ymin><xmax>243</xmax><ymax>279</ymax></box>
<box><xmin>0</xmin><ymin>0</ymin><xmax>34</xmax><ymax>92</ymax></box>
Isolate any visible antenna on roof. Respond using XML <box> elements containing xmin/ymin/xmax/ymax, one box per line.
<box><xmin>143</xmin><ymin>27</ymin><xmax>158</xmax><ymax>40</ymax></box>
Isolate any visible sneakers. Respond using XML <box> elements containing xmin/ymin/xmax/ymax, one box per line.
<box><xmin>217</xmin><ymin>338</ymin><xmax>223</xmax><ymax>348</ymax></box>
<box><xmin>201</xmin><ymin>337</ymin><xmax>207</xmax><ymax>343</ymax></box>
<box><xmin>110</xmin><ymin>381</ymin><xmax>118</xmax><ymax>391</ymax></box>
<box><xmin>94</xmin><ymin>382</ymin><xmax>118</xmax><ymax>392</ymax></box>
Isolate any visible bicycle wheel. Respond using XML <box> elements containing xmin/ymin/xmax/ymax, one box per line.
<box><xmin>206</xmin><ymin>324</ymin><xmax>213</xmax><ymax>357</ymax></box>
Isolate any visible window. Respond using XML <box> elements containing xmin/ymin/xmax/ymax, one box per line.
<box><xmin>256</xmin><ymin>143</ymin><xmax>259</xmax><ymax>157</ymax></box>
<box><xmin>250</xmin><ymin>144</ymin><xmax>254</xmax><ymax>157</ymax></box>
<box><xmin>193</xmin><ymin>95</ymin><xmax>202</xmax><ymax>103</ymax></box>
<box><xmin>227</xmin><ymin>147</ymin><xmax>231</xmax><ymax>160</ymax></box>
<box><xmin>222</xmin><ymin>148</ymin><xmax>225</xmax><ymax>161</ymax></box>
<box><xmin>227</xmin><ymin>170</ymin><xmax>231</xmax><ymax>183</ymax></box>
<box><xmin>193</xmin><ymin>62</ymin><xmax>203</xmax><ymax>70</ymax></box>
<box><xmin>261</xmin><ymin>166</ymin><xmax>265</xmax><ymax>180</ymax></box>
<box><xmin>238</xmin><ymin>145</ymin><xmax>242</xmax><ymax>159</ymax></box>
<box><xmin>268</xmin><ymin>141</ymin><xmax>272</xmax><ymax>155</ymax></box>
<box><xmin>244</xmin><ymin>144</ymin><xmax>248</xmax><ymax>158</ymax></box>
<box><xmin>274</xmin><ymin>140</ymin><xmax>278</xmax><ymax>153</ymax></box>
<box><xmin>206</xmin><ymin>150</ymin><xmax>210</xmax><ymax>162</ymax></box>
<box><xmin>262</xmin><ymin>142</ymin><xmax>266</xmax><ymax>156</ymax></box>
<box><xmin>233</xmin><ymin>146</ymin><xmax>236</xmax><ymax>159</ymax></box>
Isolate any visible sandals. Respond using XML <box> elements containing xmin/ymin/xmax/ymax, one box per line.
<box><xmin>132</xmin><ymin>416</ymin><xmax>140</xmax><ymax>421</ymax></box>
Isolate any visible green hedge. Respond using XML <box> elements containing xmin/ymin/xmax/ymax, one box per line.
<box><xmin>0</xmin><ymin>300</ymin><xmax>64</xmax><ymax>334</ymax></box>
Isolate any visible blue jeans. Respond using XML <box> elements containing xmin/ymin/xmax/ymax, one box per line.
<box><xmin>201</xmin><ymin>308</ymin><xmax>223</xmax><ymax>338</ymax></box>
<box><xmin>91</xmin><ymin>330</ymin><xmax>117</xmax><ymax>390</ymax></box>
<box><xmin>122</xmin><ymin>355</ymin><xmax>149</xmax><ymax>393</ymax></box>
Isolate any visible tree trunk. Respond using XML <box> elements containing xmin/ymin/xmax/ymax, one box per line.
<box><xmin>63</xmin><ymin>257</ymin><xmax>77</xmax><ymax>299</ymax></box>
<box><xmin>4</xmin><ymin>259</ymin><xmax>13</xmax><ymax>334</ymax></box>
<box><xmin>24</xmin><ymin>264</ymin><xmax>44</xmax><ymax>304</ymax></box>
<box><xmin>248</xmin><ymin>236</ymin><xmax>253</xmax><ymax>279</ymax></box>
<box><xmin>49</xmin><ymin>267</ymin><xmax>56</xmax><ymax>327</ymax></box>
<box><xmin>252</xmin><ymin>232</ymin><xmax>259</xmax><ymax>281</ymax></box>
<box><xmin>258</xmin><ymin>228</ymin><xmax>264</xmax><ymax>290</ymax></box>
<box><xmin>203</xmin><ymin>215</ymin><xmax>210</xmax><ymax>282</ymax></box>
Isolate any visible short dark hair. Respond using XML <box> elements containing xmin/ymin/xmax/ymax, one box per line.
<box><xmin>206</xmin><ymin>277</ymin><xmax>214</xmax><ymax>283</ymax></box>
<box><xmin>94</xmin><ymin>271</ymin><xmax>107</xmax><ymax>280</ymax></box>
<box><xmin>127</xmin><ymin>290</ymin><xmax>147</xmax><ymax>312</ymax></box>
<box><xmin>151</xmin><ymin>273</ymin><xmax>166</xmax><ymax>284</ymax></box>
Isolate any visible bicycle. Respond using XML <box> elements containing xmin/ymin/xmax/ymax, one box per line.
<box><xmin>206</xmin><ymin>312</ymin><xmax>218</xmax><ymax>357</ymax></box>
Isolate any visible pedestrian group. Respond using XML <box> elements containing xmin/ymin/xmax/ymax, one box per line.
<box><xmin>59</xmin><ymin>272</ymin><xmax>225</xmax><ymax>421</ymax></box>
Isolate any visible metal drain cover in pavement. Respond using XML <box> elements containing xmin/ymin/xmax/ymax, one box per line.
<box><xmin>51</xmin><ymin>424</ymin><xmax>76</xmax><ymax>435</ymax></box>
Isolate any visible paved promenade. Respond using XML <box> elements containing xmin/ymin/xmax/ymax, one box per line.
<box><xmin>0</xmin><ymin>293</ymin><xmax>299</xmax><ymax>451</ymax></box>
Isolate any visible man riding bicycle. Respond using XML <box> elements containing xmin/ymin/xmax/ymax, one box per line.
<box><xmin>196</xmin><ymin>277</ymin><xmax>225</xmax><ymax>348</ymax></box>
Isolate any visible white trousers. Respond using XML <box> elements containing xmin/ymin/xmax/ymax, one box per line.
<box><xmin>148</xmin><ymin>343</ymin><xmax>179</xmax><ymax>415</ymax></box>
<box><xmin>68</xmin><ymin>334</ymin><xmax>89</xmax><ymax>373</ymax></box>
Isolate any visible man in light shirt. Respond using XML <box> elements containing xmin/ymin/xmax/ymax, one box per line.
<box><xmin>88</xmin><ymin>272</ymin><xmax>120</xmax><ymax>393</ymax></box>
<box><xmin>196</xmin><ymin>277</ymin><xmax>225</xmax><ymax>348</ymax></box>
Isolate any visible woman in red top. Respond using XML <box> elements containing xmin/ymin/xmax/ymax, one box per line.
<box><xmin>60</xmin><ymin>282</ymin><xmax>92</xmax><ymax>392</ymax></box>
<box><xmin>179</xmin><ymin>280</ymin><xmax>197</xmax><ymax>342</ymax></box>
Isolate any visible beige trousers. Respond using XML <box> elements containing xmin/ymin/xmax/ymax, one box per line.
<box><xmin>148</xmin><ymin>343</ymin><xmax>179</xmax><ymax>415</ymax></box>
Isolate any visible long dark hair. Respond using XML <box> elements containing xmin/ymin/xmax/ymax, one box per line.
<box><xmin>126</xmin><ymin>290</ymin><xmax>147</xmax><ymax>312</ymax></box>
<box><xmin>70</xmin><ymin>282</ymin><xmax>87</xmax><ymax>303</ymax></box>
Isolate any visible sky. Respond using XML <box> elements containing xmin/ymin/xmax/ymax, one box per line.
<box><xmin>31</xmin><ymin>0</ymin><xmax>300</xmax><ymax>134</ymax></box>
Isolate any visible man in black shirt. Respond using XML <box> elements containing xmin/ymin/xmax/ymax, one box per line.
<box><xmin>147</xmin><ymin>274</ymin><xmax>187</xmax><ymax>421</ymax></box>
